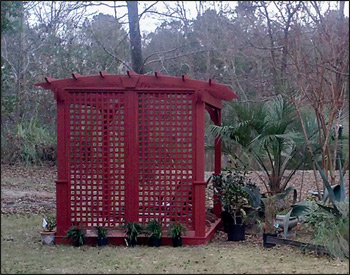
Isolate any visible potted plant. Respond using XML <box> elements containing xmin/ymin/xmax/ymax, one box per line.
<box><xmin>65</xmin><ymin>226</ymin><xmax>86</xmax><ymax>247</ymax></box>
<box><xmin>167</xmin><ymin>222</ymin><xmax>186</xmax><ymax>247</ymax></box>
<box><xmin>94</xmin><ymin>226</ymin><xmax>108</xmax><ymax>246</ymax></box>
<box><xmin>121</xmin><ymin>221</ymin><xmax>142</xmax><ymax>247</ymax></box>
<box><xmin>262</xmin><ymin>194</ymin><xmax>278</xmax><ymax>248</ymax></box>
<box><xmin>212</xmin><ymin>170</ymin><xmax>253</xmax><ymax>241</ymax></box>
<box><xmin>40</xmin><ymin>216</ymin><xmax>56</xmax><ymax>245</ymax></box>
<box><xmin>145</xmin><ymin>220</ymin><xmax>162</xmax><ymax>247</ymax></box>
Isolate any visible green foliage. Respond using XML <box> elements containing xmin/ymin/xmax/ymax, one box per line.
<box><xmin>315</xmin><ymin>157</ymin><xmax>347</xmax><ymax>215</ymax></box>
<box><xmin>145</xmin><ymin>220</ymin><xmax>162</xmax><ymax>239</ymax></box>
<box><xmin>167</xmin><ymin>223</ymin><xmax>187</xmax><ymax>238</ymax></box>
<box><xmin>241</xmin><ymin>183</ymin><xmax>298</xmax><ymax>234</ymax></box>
<box><xmin>43</xmin><ymin>216</ymin><xmax>56</xmax><ymax>232</ymax></box>
<box><xmin>65</xmin><ymin>226</ymin><xmax>86</xmax><ymax>246</ymax></box>
<box><xmin>283</xmin><ymin>156</ymin><xmax>348</xmax><ymax>238</ymax></box>
<box><xmin>94</xmin><ymin>226</ymin><xmax>108</xmax><ymax>239</ymax></box>
<box><xmin>1</xmin><ymin>1</ymin><xmax>23</xmax><ymax>34</ymax></box>
<box><xmin>302</xmin><ymin>202</ymin><xmax>349</xmax><ymax>259</ymax></box>
<box><xmin>290</xmin><ymin>157</ymin><xmax>348</xmax><ymax>219</ymax></box>
<box><xmin>1</xmin><ymin>118</ymin><xmax>56</xmax><ymax>165</ymax></box>
<box><xmin>212</xmin><ymin>168</ymin><xmax>254</xmax><ymax>224</ymax></box>
<box><xmin>210</xmin><ymin>95</ymin><xmax>306</xmax><ymax>194</ymax></box>
<box><xmin>121</xmin><ymin>221</ymin><xmax>143</xmax><ymax>242</ymax></box>
<box><xmin>286</xmin><ymin>157</ymin><xmax>349</xmax><ymax>258</ymax></box>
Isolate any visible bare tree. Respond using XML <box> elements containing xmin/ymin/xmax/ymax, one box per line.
<box><xmin>287</xmin><ymin>1</ymin><xmax>349</xmax><ymax>190</ymax></box>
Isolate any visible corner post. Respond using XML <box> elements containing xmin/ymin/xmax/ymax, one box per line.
<box><xmin>213</xmin><ymin>108</ymin><xmax>222</xmax><ymax>216</ymax></box>
<box><xmin>194</xmin><ymin>94</ymin><xmax>206</xmax><ymax>237</ymax></box>
<box><xmin>55</xmin><ymin>89</ymin><xmax>70</xmax><ymax>241</ymax></box>
<box><xmin>193</xmin><ymin>181</ymin><xmax>207</xmax><ymax>237</ymax></box>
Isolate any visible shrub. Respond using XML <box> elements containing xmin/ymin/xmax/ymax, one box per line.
<box><xmin>1</xmin><ymin>117</ymin><xmax>56</xmax><ymax>165</ymax></box>
<box><xmin>303</xmin><ymin>202</ymin><xmax>349</xmax><ymax>259</ymax></box>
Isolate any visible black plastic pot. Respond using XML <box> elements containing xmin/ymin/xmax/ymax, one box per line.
<box><xmin>172</xmin><ymin>237</ymin><xmax>182</xmax><ymax>247</ymax></box>
<box><xmin>263</xmin><ymin>233</ymin><xmax>277</xmax><ymax>248</ymax></box>
<box><xmin>127</xmin><ymin>238</ymin><xmax>138</xmax><ymax>247</ymax></box>
<box><xmin>97</xmin><ymin>237</ymin><xmax>108</xmax><ymax>246</ymax></box>
<box><xmin>153</xmin><ymin>237</ymin><xmax>162</xmax><ymax>247</ymax></box>
<box><xmin>227</xmin><ymin>223</ymin><xmax>245</xmax><ymax>241</ymax></box>
<box><xmin>148</xmin><ymin>237</ymin><xmax>162</xmax><ymax>247</ymax></box>
<box><xmin>221</xmin><ymin>211</ymin><xmax>243</xmax><ymax>232</ymax></box>
<box><xmin>221</xmin><ymin>211</ymin><xmax>231</xmax><ymax>233</ymax></box>
<box><xmin>74</xmin><ymin>240</ymin><xmax>84</xmax><ymax>247</ymax></box>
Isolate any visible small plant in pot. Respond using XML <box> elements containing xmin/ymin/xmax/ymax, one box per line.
<box><xmin>146</xmin><ymin>220</ymin><xmax>162</xmax><ymax>247</ymax></box>
<box><xmin>121</xmin><ymin>221</ymin><xmax>142</xmax><ymax>247</ymax></box>
<box><xmin>65</xmin><ymin>226</ymin><xmax>86</xmax><ymax>247</ymax></box>
<box><xmin>167</xmin><ymin>222</ymin><xmax>186</xmax><ymax>247</ymax></box>
<box><xmin>94</xmin><ymin>226</ymin><xmax>108</xmax><ymax>246</ymax></box>
<box><xmin>212</xmin><ymin>170</ymin><xmax>253</xmax><ymax>241</ymax></box>
<box><xmin>40</xmin><ymin>216</ymin><xmax>56</xmax><ymax>245</ymax></box>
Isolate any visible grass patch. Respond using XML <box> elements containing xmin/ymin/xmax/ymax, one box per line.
<box><xmin>1</xmin><ymin>214</ymin><xmax>349</xmax><ymax>274</ymax></box>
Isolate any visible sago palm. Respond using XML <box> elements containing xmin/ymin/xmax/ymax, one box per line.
<box><xmin>210</xmin><ymin>95</ymin><xmax>306</xmax><ymax>194</ymax></box>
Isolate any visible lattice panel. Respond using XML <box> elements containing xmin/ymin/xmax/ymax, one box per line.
<box><xmin>67</xmin><ymin>92</ymin><xmax>125</xmax><ymax>228</ymax></box>
<box><xmin>137</xmin><ymin>92</ymin><xmax>194</xmax><ymax>229</ymax></box>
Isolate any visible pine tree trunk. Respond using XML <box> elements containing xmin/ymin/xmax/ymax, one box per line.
<box><xmin>126</xmin><ymin>1</ymin><xmax>143</xmax><ymax>74</ymax></box>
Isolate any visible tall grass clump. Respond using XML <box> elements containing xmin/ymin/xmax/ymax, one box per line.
<box><xmin>303</xmin><ymin>203</ymin><xmax>349</xmax><ymax>259</ymax></box>
<box><xmin>1</xmin><ymin>117</ymin><xmax>56</xmax><ymax>165</ymax></box>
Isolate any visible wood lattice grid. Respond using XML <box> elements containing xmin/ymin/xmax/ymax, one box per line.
<box><xmin>137</xmin><ymin>92</ymin><xmax>194</xmax><ymax>229</ymax></box>
<box><xmin>67</xmin><ymin>91</ymin><xmax>125</xmax><ymax>228</ymax></box>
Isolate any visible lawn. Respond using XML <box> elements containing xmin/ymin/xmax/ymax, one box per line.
<box><xmin>1</xmin><ymin>214</ymin><xmax>348</xmax><ymax>274</ymax></box>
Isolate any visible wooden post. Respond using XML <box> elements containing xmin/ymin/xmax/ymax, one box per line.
<box><xmin>124</xmin><ymin>90</ymin><xmax>139</xmax><ymax>222</ymax></box>
<box><xmin>193</xmin><ymin>181</ymin><xmax>207</xmax><ymax>237</ymax></box>
<box><xmin>194</xmin><ymin>99</ymin><xmax>206</xmax><ymax>237</ymax></box>
<box><xmin>213</xmin><ymin>108</ymin><xmax>222</xmax><ymax>216</ymax></box>
<box><xmin>55</xmin><ymin>89</ymin><xmax>70</xmax><ymax>240</ymax></box>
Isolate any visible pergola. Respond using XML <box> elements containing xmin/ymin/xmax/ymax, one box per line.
<box><xmin>35</xmin><ymin>71</ymin><xmax>238</xmax><ymax>245</ymax></box>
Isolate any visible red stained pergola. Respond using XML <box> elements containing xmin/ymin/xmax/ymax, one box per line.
<box><xmin>35</xmin><ymin>71</ymin><xmax>238</xmax><ymax>245</ymax></box>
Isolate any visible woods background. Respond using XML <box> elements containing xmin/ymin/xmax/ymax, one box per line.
<box><xmin>1</xmin><ymin>1</ymin><xmax>349</xmax><ymax>175</ymax></box>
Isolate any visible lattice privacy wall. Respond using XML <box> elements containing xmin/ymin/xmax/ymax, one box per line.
<box><xmin>68</xmin><ymin>91</ymin><xmax>125</xmax><ymax>228</ymax></box>
<box><xmin>137</xmin><ymin>92</ymin><xmax>194</xmax><ymax>229</ymax></box>
<box><xmin>67</xmin><ymin>91</ymin><xmax>195</xmax><ymax>230</ymax></box>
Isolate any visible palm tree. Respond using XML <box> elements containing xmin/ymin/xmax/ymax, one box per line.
<box><xmin>210</xmin><ymin>95</ymin><xmax>307</xmax><ymax>194</ymax></box>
